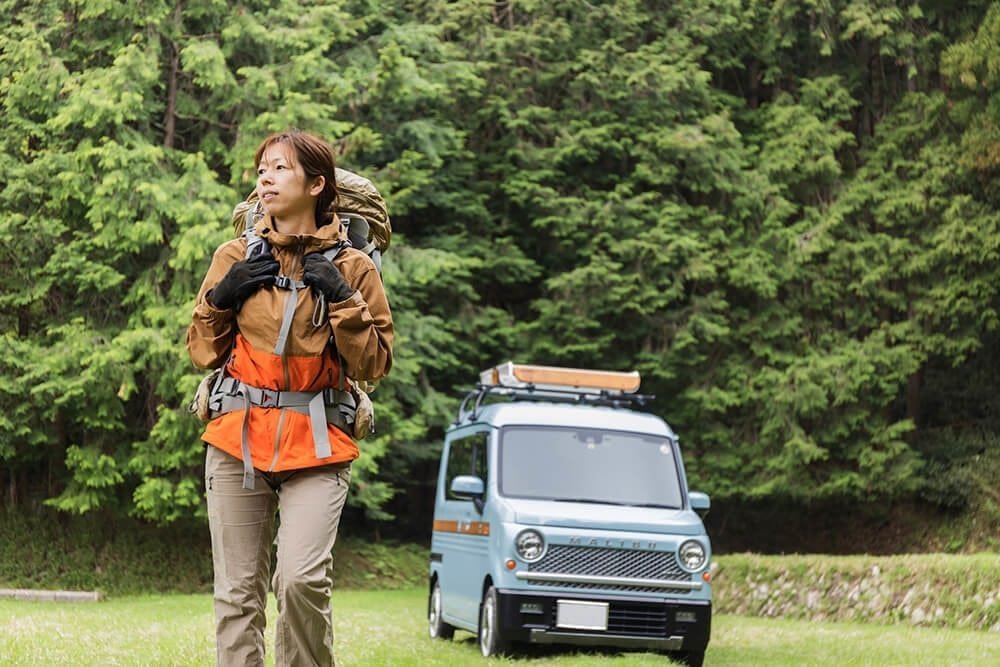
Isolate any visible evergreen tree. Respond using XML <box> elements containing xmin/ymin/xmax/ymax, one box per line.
<box><xmin>0</xmin><ymin>0</ymin><xmax>996</xmax><ymax>529</ymax></box>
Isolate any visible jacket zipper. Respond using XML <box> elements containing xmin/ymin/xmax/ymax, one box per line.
<box><xmin>280</xmin><ymin>244</ymin><xmax>303</xmax><ymax>392</ymax></box>
<box><xmin>272</xmin><ymin>242</ymin><xmax>302</xmax><ymax>472</ymax></box>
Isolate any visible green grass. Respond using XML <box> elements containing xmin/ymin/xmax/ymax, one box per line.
<box><xmin>1</xmin><ymin>588</ymin><xmax>998</xmax><ymax>666</ymax></box>
<box><xmin>0</xmin><ymin>507</ymin><xmax>433</xmax><ymax>595</ymax></box>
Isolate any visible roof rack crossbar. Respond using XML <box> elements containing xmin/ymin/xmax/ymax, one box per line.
<box><xmin>457</xmin><ymin>384</ymin><xmax>654</xmax><ymax>421</ymax></box>
<box><xmin>456</xmin><ymin>362</ymin><xmax>653</xmax><ymax>423</ymax></box>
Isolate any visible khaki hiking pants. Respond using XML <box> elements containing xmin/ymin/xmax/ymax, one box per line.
<box><xmin>205</xmin><ymin>445</ymin><xmax>351</xmax><ymax>667</ymax></box>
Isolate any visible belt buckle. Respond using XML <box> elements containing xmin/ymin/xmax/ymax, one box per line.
<box><xmin>259</xmin><ymin>388</ymin><xmax>279</xmax><ymax>408</ymax></box>
<box><xmin>274</xmin><ymin>275</ymin><xmax>293</xmax><ymax>290</ymax></box>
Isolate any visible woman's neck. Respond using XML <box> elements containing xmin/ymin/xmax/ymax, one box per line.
<box><xmin>272</xmin><ymin>212</ymin><xmax>318</xmax><ymax>236</ymax></box>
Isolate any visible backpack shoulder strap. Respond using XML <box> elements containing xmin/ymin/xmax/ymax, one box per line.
<box><xmin>339</xmin><ymin>214</ymin><xmax>383</xmax><ymax>274</ymax></box>
<box><xmin>242</xmin><ymin>214</ymin><xmax>301</xmax><ymax>356</ymax></box>
<box><xmin>321</xmin><ymin>239</ymin><xmax>349</xmax><ymax>264</ymax></box>
<box><xmin>244</xmin><ymin>222</ymin><xmax>270</xmax><ymax>260</ymax></box>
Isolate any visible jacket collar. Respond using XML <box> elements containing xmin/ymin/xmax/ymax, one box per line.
<box><xmin>254</xmin><ymin>214</ymin><xmax>347</xmax><ymax>253</ymax></box>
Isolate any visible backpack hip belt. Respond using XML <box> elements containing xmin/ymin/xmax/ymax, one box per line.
<box><xmin>207</xmin><ymin>373</ymin><xmax>357</xmax><ymax>490</ymax></box>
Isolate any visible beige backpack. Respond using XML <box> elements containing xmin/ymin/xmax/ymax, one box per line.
<box><xmin>232</xmin><ymin>167</ymin><xmax>391</xmax><ymax>269</ymax></box>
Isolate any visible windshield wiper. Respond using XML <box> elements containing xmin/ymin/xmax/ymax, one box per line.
<box><xmin>552</xmin><ymin>498</ymin><xmax>679</xmax><ymax>508</ymax></box>
<box><xmin>551</xmin><ymin>497</ymin><xmax>626</xmax><ymax>505</ymax></box>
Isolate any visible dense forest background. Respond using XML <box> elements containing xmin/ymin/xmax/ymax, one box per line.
<box><xmin>1</xmin><ymin>0</ymin><xmax>997</xmax><ymax>550</ymax></box>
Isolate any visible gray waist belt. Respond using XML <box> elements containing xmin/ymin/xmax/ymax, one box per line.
<box><xmin>208</xmin><ymin>375</ymin><xmax>356</xmax><ymax>490</ymax></box>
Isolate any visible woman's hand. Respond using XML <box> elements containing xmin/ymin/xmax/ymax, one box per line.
<box><xmin>208</xmin><ymin>253</ymin><xmax>280</xmax><ymax>310</ymax></box>
<box><xmin>302</xmin><ymin>253</ymin><xmax>355</xmax><ymax>303</ymax></box>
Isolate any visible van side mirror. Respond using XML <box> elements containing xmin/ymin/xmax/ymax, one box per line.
<box><xmin>450</xmin><ymin>475</ymin><xmax>485</xmax><ymax>513</ymax></box>
<box><xmin>689</xmin><ymin>491</ymin><xmax>710</xmax><ymax>519</ymax></box>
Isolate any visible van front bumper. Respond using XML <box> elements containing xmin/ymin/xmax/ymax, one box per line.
<box><xmin>493</xmin><ymin>588</ymin><xmax>710</xmax><ymax>651</ymax></box>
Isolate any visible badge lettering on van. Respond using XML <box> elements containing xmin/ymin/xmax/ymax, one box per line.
<box><xmin>568</xmin><ymin>537</ymin><xmax>658</xmax><ymax>550</ymax></box>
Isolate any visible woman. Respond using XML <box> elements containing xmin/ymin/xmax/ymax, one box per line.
<box><xmin>187</xmin><ymin>129</ymin><xmax>393</xmax><ymax>666</ymax></box>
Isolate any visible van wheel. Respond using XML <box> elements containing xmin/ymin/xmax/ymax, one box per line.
<box><xmin>478</xmin><ymin>586</ymin><xmax>509</xmax><ymax>657</ymax></box>
<box><xmin>428</xmin><ymin>580</ymin><xmax>454</xmax><ymax>640</ymax></box>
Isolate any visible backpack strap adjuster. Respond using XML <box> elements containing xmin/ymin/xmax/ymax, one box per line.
<box><xmin>274</xmin><ymin>274</ymin><xmax>306</xmax><ymax>290</ymax></box>
<box><xmin>256</xmin><ymin>387</ymin><xmax>280</xmax><ymax>408</ymax></box>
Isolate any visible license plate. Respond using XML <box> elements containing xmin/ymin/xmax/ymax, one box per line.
<box><xmin>556</xmin><ymin>600</ymin><xmax>609</xmax><ymax>630</ymax></box>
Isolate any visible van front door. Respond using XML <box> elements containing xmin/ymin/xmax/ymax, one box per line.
<box><xmin>434</xmin><ymin>429</ymin><xmax>490</xmax><ymax>626</ymax></box>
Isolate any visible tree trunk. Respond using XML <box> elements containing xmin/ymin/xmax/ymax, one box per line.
<box><xmin>163</xmin><ymin>3</ymin><xmax>182</xmax><ymax>149</ymax></box>
<box><xmin>492</xmin><ymin>1</ymin><xmax>513</xmax><ymax>28</ymax></box>
<box><xmin>906</xmin><ymin>368</ymin><xmax>922</xmax><ymax>428</ymax></box>
<box><xmin>858</xmin><ymin>38</ymin><xmax>873</xmax><ymax>138</ymax></box>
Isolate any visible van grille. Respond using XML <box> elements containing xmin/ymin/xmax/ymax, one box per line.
<box><xmin>544</xmin><ymin>599</ymin><xmax>671</xmax><ymax>637</ymax></box>
<box><xmin>528</xmin><ymin>544</ymin><xmax>692</xmax><ymax>594</ymax></box>
<box><xmin>608</xmin><ymin>601</ymin><xmax>669</xmax><ymax>636</ymax></box>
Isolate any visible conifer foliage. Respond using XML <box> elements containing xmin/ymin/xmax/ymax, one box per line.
<box><xmin>0</xmin><ymin>1</ymin><xmax>996</xmax><ymax>525</ymax></box>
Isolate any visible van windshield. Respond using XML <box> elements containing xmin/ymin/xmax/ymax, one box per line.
<box><xmin>498</xmin><ymin>426</ymin><xmax>683</xmax><ymax>508</ymax></box>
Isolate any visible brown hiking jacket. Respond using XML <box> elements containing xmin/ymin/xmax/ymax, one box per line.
<box><xmin>187</xmin><ymin>217</ymin><xmax>393</xmax><ymax>470</ymax></box>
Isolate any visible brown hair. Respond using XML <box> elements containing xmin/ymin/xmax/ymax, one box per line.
<box><xmin>254</xmin><ymin>129</ymin><xmax>339</xmax><ymax>227</ymax></box>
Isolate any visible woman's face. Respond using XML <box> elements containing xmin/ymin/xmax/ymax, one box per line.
<box><xmin>255</xmin><ymin>142</ymin><xmax>324</xmax><ymax>222</ymax></box>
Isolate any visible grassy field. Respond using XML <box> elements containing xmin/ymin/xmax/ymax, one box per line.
<box><xmin>1</xmin><ymin>588</ymin><xmax>998</xmax><ymax>666</ymax></box>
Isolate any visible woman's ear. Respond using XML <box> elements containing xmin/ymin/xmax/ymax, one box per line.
<box><xmin>309</xmin><ymin>175</ymin><xmax>326</xmax><ymax>197</ymax></box>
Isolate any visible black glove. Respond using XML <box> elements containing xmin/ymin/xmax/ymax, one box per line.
<box><xmin>208</xmin><ymin>253</ymin><xmax>280</xmax><ymax>310</ymax></box>
<box><xmin>302</xmin><ymin>252</ymin><xmax>354</xmax><ymax>303</ymax></box>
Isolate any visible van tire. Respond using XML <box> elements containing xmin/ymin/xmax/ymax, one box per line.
<box><xmin>478</xmin><ymin>586</ymin><xmax>509</xmax><ymax>657</ymax></box>
<box><xmin>428</xmin><ymin>580</ymin><xmax>454</xmax><ymax>640</ymax></box>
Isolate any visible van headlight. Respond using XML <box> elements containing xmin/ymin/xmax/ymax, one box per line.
<box><xmin>678</xmin><ymin>540</ymin><xmax>706</xmax><ymax>571</ymax></box>
<box><xmin>515</xmin><ymin>529</ymin><xmax>545</xmax><ymax>562</ymax></box>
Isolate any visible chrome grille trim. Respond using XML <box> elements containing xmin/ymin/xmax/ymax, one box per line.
<box><xmin>516</xmin><ymin>571</ymin><xmax>702</xmax><ymax>590</ymax></box>
<box><xmin>524</xmin><ymin>544</ymin><xmax>696</xmax><ymax>594</ymax></box>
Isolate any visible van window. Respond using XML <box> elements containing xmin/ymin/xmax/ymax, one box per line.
<box><xmin>445</xmin><ymin>431</ymin><xmax>489</xmax><ymax>501</ymax></box>
<box><xmin>499</xmin><ymin>426</ymin><xmax>682</xmax><ymax>508</ymax></box>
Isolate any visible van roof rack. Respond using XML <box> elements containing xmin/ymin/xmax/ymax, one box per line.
<box><xmin>456</xmin><ymin>362</ymin><xmax>654</xmax><ymax>423</ymax></box>
<box><xmin>481</xmin><ymin>361</ymin><xmax>642</xmax><ymax>393</ymax></box>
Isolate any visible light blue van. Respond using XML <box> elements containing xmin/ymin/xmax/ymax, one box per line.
<box><xmin>427</xmin><ymin>363</ymin><xmax>712</xmax><ymax>666</ymax></box>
